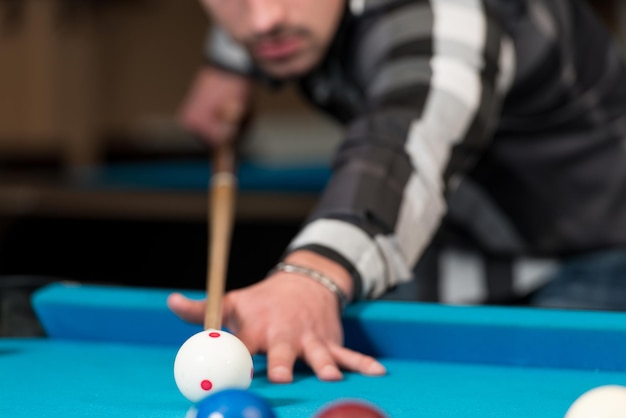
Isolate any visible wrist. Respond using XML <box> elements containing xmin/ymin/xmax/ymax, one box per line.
<box><xmin>282</xmin><ymin>250</ymin><xmax>354</xmax><ymax>304</ymax></box>
<box><xmin>272</xmin><ymin>262</ymin><xmax>349</xmax><ymax>311</ymax></box>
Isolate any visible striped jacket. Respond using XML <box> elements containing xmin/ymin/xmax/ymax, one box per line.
<box><xmin>207</xmin><ymin>0</ymin><xmax>626</xmax><ymax>301</ymax></box>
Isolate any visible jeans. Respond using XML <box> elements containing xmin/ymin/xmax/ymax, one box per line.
<box><xmin>529</xmin><ymin>248</ymin><xmax>626</xmax><ymax>311</ymax></box>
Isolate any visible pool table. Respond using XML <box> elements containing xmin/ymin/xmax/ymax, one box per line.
<box><xmin>1</xmin><ymin>282</ymin><xmax>626</xmax><ymax>417</ymax></box>
<box><xmin>0</xmin><ymin>159</ymin><xmax>331</xmax><ymax>222</ymax></box>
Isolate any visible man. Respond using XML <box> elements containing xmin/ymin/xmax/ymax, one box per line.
<box><xmin>168</xmin><ymin>0</ymin><xmax>626</xmax><ymax>384</ymax></box>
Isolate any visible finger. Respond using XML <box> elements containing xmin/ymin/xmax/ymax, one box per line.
<box><xmin>266</xmin><ymin>340</ymin><xmax>298</xmax><ymax>384</ymax></box>
<box><xmin>215</xmin><ymin>102</ymin><xmax>244</xmax><ymax>144</ymax></box>
<box><xmin>220</xmin><ymin>293</ymin><xmax>237</xmax><ymax>332</ymax></box>
<box><xmin>214</xmin><ymin>124</ymin><xmax>237</xmax><ymax>145</ymax></box>
<box><xmin>302</xmin><ymin>337</ymin><xmax>343</xmax><ymax>381</ymax></box>
<box><xmin>218</xmin><ymin>102</ymin><xmax>245</xmax><ymax>123</ymax></box>
<box><xmin>220</xmin><ymin>295</ymin><xmax>260</xmax><ymax>356</ymax></box>
<box><xmin>166</xmin><ymin>292</ymin><xmax>205</xmax><ymax>324</ymax></box>
<box><xmin>329</xmin><ymin>344</ymin><xmax>387</xmax><ymax>376</ymax></box>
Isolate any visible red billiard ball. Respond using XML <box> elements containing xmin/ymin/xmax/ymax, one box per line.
<box><xmin>315</xmin><ymin>400</ymin><xmax>388</xmax><ymax>418</ymax></box>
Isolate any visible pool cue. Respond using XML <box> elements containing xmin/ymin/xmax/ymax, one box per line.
<box><xmin>204</xmin><ymin>106</ymin><xmax>242</xmax><ymax>331</ymax></box>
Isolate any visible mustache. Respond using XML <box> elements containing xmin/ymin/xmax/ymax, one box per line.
<box><xmin>245</xmin><ymin>25</ymin><xmax>310</xmax><ymax>46</ymax></box>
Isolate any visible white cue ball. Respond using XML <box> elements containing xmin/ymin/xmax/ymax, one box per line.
<box><xmin>174</xmin><ymin>329</ymin><xmax>253</xmax><ymax>402</ymax></box>
<box><xmin>185</xmin><ymin>406</ymin><xmax>197</xmax><ymax>418</ymax></box>
<box><xmin>565</xmin><ymin>385</ymin><xmax>626</xmax><ymax>418</ymax></box>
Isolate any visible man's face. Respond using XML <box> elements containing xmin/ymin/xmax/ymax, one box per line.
<box><xmin>202</xmin><ymin>0</ymin><xmax>345</xmax><ymax>78</ymax></box>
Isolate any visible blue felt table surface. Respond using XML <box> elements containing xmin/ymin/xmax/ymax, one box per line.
<box><xmin>32</xmin><ymin>283</ymin><xmax>626</xmax><ymax>371</ymax></box>
<box><xmin>32</xmin><ymin>282</ymin><xmax>626</xmax><ymax>332</ymax></box>
<box><xmin>2</xmin><ymin>282</ymin><xmax>626</xmax><ymax>417</ymax></box>
<box><xmin>2</xmin><ymin>337</ymin><xmax>626</xmax><ymax>418</ymax></box>
<box><xmin>73</xmin><ymin>160</ymin><xmax>332</xmax><ymax>193</ymax></box>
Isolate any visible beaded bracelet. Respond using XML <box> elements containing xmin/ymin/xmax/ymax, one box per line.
<box><xmin>272</xmin><ymin>262</ymin><xmax>349</xmax><ymax>311</ymax></box>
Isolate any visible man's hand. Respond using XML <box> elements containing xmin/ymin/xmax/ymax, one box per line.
<box><xmin>167</xmin><ymin>251</ymin><xmax>386</xmax><ymax>383</ymax></box>
<box><xmin>178</xmin><ymin>66</ymin><xmax>251</xmax><ymax>145</ymax></box>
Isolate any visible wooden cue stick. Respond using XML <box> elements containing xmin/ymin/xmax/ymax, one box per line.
<box><xmin>204</xmin><ymin>108</ymin><xmax>241</xmax><ymax>331</ymax></box>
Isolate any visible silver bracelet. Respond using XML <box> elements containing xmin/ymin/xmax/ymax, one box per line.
<box><xmin>272</xmin><ymin>262</ymin><xmax>349</xmax><ymax>311</ymax></box>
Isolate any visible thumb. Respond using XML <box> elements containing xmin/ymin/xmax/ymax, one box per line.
<box><xmin>166</xmin><ymin>292</ymin><xmax>206</xmax><ymax>324</ymax></box>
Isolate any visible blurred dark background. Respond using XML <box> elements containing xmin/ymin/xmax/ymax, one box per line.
<box><xmin>0</xmin><ymin>0</ymin><xmax>343</xmax><ymax>336</ymax></box>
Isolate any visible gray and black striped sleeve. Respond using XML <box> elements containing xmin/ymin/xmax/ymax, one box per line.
<box><xmin>287</xmin><ymin>0</ymin><xmax>516</xmax><ymax>299</ymax></box>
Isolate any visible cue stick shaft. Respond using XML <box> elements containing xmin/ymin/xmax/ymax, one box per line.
<box><xmin>204</xmin><ymin>106</ymin><xmax>242</xmax><ymax>331</ymax></box>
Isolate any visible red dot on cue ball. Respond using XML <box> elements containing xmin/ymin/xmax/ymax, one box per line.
<box><xmin>200</xmin><ymin>380</ymin><xmax>213</xmax><ymax>391</ymax></box>
<box><xmin>315</xmin><ymin>400</ymin><xmax>388</xmax><ymax>418</ymax></box>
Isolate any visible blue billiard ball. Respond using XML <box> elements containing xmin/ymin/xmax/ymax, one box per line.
<box><xmin>194</xmin><ymin>388</ymin><xmax>276</xmax><ymax>418</ymax></box>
